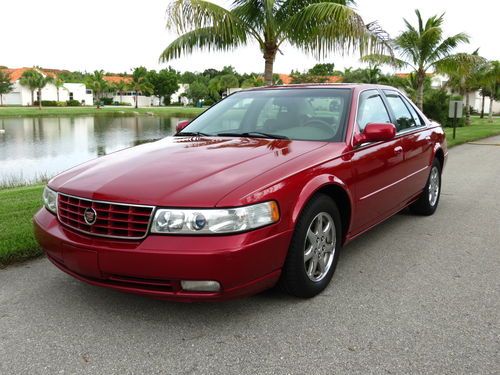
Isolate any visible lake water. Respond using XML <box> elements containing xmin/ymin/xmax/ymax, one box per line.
<box><xmin>0</xmin><ymin>115</ymin><xmax>192</xmax><ymax>185</ymax></box>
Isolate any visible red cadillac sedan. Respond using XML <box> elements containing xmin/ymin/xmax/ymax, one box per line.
<box><xmin>34</xmin><ymin>84</ymin><xmax>447</xmax><ymax>301</ymax></box>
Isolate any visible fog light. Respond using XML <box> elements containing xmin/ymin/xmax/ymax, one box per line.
<box><xmin>181</xmin><ymin>280</ymin><xmax>221</xmax><ymax>292</ymax></box>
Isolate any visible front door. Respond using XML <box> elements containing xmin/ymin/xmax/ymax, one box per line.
<box><xmin>350</xmin><ymin>90</ymin><xmax>407</xmax><ymax>234</ymax></box>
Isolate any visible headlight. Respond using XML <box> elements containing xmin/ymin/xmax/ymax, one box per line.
<box><xmin>151</xmin><ymin>201</ymin><xmax>280</xmax><ymax>234</ymax></box>
<box><xmin>42</xmin><ymin>186</ymin><xmax>58</xmax><ymax>214</ymax></box>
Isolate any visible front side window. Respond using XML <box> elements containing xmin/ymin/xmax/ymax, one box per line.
<box><xmin>383</xmin><ymin>91</ymin><xmax>417</xmax><ymax>131</ymax></box>
<box><xmin>181</xmin><ymin>88</ymin><xmax>352</xmax><ymax>142</ymax></box>
<box><xmin>357</xmin><ymin>90</ymin><xmax>391</xmax><ymax>131</ymax></box>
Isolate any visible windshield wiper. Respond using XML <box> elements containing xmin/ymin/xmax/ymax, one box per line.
<box><xmin>175</xmin><ymin>131</ymin><xmax>211</xmax><ymax>137</ymax></box>
<box><xmin>217</xmin><ymin>132</ymin><xmax>289</xmax><ymax>140</ymax></box>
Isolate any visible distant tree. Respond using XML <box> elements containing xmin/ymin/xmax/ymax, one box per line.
<box><xmin>19</xmin><ymin>70</ymin><xmax>39</xmax><ymax>106</ymax></box>
<box><xmin>437</xmin><ymin>51</ymin><xmax>486</xmax><ymax>125</ymax></box>
<box><xmin>58</xmin><ymin>70</ymin><xmax>89</xmax><ymax>83</ymax></box>
<box><xmin>53</xmin><ymin>77</ymin><xmax>65</xmax><ymax>102</ymax></box>
<box><xmin>86</xmin><ymin>70</ymin><xmax>108</xmax><ymax>109</ymax></box>
<box><xmin>179</xmin><ymin>71</ymin><xmax>197</xmax><ymax>84</ymax></box>
<box><xmin>186</xmin><ymin>80</ymin><xmax>208</xmax><ymax>105</ymax></box>
<box><xmin>113</xmin><ymin>80</ymin><xmax>128</xmax><ymax>103</ymax></box>
<box><xmin>290</xmin><ymin>70</ymin><xmax>330</xmax><ymax>84</ymax></box>
<box><xmin>241</xmin><ymin>75</ymin><xmax>265</xmax><ymax>88</ymax></box>
<box><xmin>363</xmin><ymin>10</ymin><xmax>469</xmax><ymax>109</ymax></box>
<box><xmin>147</xmin><ymin>68</ymin><xmax>179</xmax><ymax>105</ymax></box>
<box><xmin>130</xmin><ymin>67</ymin><xmax>154</xmax><ymax>108</ymax></box>
<box><xmin>0</xmin><ymin>70</ymin><xmax>14</xmax><ymax>106</ymax></box>
<box><xmin>209</xmin><ymin>74</ymin><xmax>239</xmax><ymax>99</ymax></box>
<box><xmin>20</xmin><ymin>69</ymin><xmax>52</xmax><ymax>109</ymax></box>
<box><xmin>308</xmin><ymin>63</ymin><xmax>336</xmax><ymax>76</ymax></box>
<box><xmin>482</xmin><ymin>60</ymin><xmax>500</xmax><ymax>122</ymax></box>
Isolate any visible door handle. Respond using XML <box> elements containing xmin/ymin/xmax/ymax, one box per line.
<box><xmin>394</xmin><ymin>146</ymin><xmax>403</xmax><ymax>154</ymax></box>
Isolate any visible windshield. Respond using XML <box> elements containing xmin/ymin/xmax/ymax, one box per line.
<box><xmin>180</xmin><ymin>88</ymin><xmax>352</xmax><ymax>142</ymax></box>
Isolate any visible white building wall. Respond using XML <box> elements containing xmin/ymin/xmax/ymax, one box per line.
<box><xmin>110</xmin><ymin>95</ymin><xmax>153</xmax><ymax>107</ymax></box>
<box><xmin>171</xmin><ymin>84</ymin><xmax>189</xmax><ymax>104</ymax></box>
<box><xmin>3</xmin><ymin>81</ymin><xmax>93</xmax><ymax>106</ymax></box>
<box><xmin>464</xmin><ymin>91</ymin><xmax>500</xmax><ymax>114</ymax></box>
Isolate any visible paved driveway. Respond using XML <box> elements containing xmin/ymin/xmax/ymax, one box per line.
<box><xmin>1</xmin><ymin>136</ymin><xmax>499</xmax><ymax>374</ymax></box>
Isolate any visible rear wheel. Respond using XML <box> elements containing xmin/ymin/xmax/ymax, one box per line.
<box><xmin>279</xmin><ymin>194</ymin><xmax>342</xmax><ymax>298</ymax></box>
<box><xmin>410</xmin><ymin>158</ymin><xmax>442</xmax><ymax>215</ymax></box>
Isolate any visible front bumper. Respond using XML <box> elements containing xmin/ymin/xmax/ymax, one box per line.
<box><xmin>34</xmin><ymin>208</ymin><xmax>292</xmax><ymax>301</ymax></box>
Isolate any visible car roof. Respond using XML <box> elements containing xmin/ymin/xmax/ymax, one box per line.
<box><xmin>241</xmin><ymin>83</ymin><xmax>398</xmax><ymax>92</ymax></box>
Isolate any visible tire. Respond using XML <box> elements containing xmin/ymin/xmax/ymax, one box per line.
<box><xmin>410</xmin><ymin>158</ymin><xmax>442</xmax><ymax>216</ymax></box>
<box><xmin>279</xmin><ymin>194</ymin><xmax>342</xmax><ymax>298</ymax></box>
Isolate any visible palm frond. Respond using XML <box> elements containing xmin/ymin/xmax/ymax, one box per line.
<box><xmin>424</xmin><ymin>32</ymin><xmax>470</xmax><ymax>69</ymax></box>
<box><xmin>361</xmin><ymin>54</ymin><xmax>410</xmax><ymax>69</ymax></box>
<box><xmin>284</xmin><ymin>2</ymin><xmax>390</xmax><ymax>58</ymax></box>
<box><xmin>160</xmin><ymin>26</ymin><xmax>246</xmax><ymax>61</ymax></box>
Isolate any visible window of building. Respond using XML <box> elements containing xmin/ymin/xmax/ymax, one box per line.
<box><xmin>69</xmin><ymin>92</ymin><xmax>74</xmax><ymax>100</ymax></box>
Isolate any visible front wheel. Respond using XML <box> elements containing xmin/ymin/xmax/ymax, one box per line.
<box><xmin>410</xmin><ymin>158</ymin><xmax>442</xmax><ymax>215</ymax></box>
<box><xmin>279</xmin><ymin>194</ymin><xmax>342</xmax><ymax>298</ymax></box>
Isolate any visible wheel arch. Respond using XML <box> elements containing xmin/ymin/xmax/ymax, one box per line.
<box><xmin>434</xmin><ymin>147</ymin><xmax>445</xmax><ymax>168</ymax></box>
<box><xmin>291</xmin><ymin>175</ymin><xmax>353</xmax><ymax>245</ymax></box>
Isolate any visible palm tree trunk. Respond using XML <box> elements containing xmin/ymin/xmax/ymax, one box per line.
<box><xmin>135</xmin><ymin>93</ymin><xmax>138</xmax><ymax>109</ymax></box>
<box><xmin>0</xmin><ymin>94</ymin><xmax>3</xmax><ymax>106</ymax></box>
<box><xmin>488</xmin><ymin>94</ymin><xmax>494</xmax><ymax>123</ymax></box>
<box><xmin>57</xmin><ymin>88</ymin><xmax>60</xmax><ymax>102</ymax></box>
<box><xmin>480</xmin><ymin>92</ymin><xmax>485</xmax><ymax>118</ymax></box>
<box><xmin>38</xmin><ymin>89</ymin><xmax>42</xmax><ymax>110</ymax></box>
<box><xmin>416</xmin><ymin>70</ymin><xmax>425</xmax><ymax>110</ymax></box>
<box><xmin>96</xmin><ymin>93</ymin><xmax>100</xmax><ymax>109</ymax></box>
<box><xmin>263</xmin><ymin>47</ymin><xmax>277</xmax><ymax>86</ymax></box>
<box><xmin>465</xmin><ymin>91</ymin><xmax>471</xmax><ymax>126</ymax></box>
<box><xmin>31</xmin><ymin>90</ymin><xmax>34</xmax><ymax>106</ymax></box>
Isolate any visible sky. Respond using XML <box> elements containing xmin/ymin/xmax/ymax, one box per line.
<box><xmin>1</xmin><ymin>0</ymin><xmax>498</xmax><ymax>75</ymax></box>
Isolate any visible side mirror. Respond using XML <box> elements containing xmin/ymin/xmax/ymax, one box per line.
<box><xmin>175</xmin><ymin>120</ymin><xmax>190</xmax><ymax>133</ymax></box>
<box><xmin>353</xmin><ymin>123</ymin><xmax>396</xmax><ymax>146</ymax></box>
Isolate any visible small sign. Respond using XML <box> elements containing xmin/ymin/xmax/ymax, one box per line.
<box><xmin>448</xmin><ymin>101</ymin><xmax>463</xmax><ymax>118</ymax></box>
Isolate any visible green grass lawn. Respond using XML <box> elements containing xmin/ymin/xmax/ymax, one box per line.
<box><xmin>444</xmin><ymin>116</ymin><xmax>500</xmax><ymax>147</ymax></box>
<box><xmin>0</xmin><ymin>185</ymin><xmax>44</xmax><ymax>267</ymax></box>
<box><xmin>0</xmin><ymin>106</ymin><xmax>205</xmax><ymax>118</ymax></box>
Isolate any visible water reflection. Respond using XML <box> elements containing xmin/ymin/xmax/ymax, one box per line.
<box><xmin>0</xmin><ymin>115</ymin><xmax>190</xmax><ymax>184</ymax></box>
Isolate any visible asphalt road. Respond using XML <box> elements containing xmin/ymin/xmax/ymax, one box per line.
<box><xmin>1</xmin><ymin>136</ymin><xmax>499</xmax><ymax>375</ymax></box>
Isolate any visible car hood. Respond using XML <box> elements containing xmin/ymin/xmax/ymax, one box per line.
<box><xmin>50</xmin><ymin>136</ymin><xmax>328</xmax><ymax>207</ymax></box>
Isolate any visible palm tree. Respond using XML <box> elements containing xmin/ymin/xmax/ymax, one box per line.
<box><xmin>20</xmin><ymin>69</ymin><xmax>52</xmax><ymax>109</ymax></box>
<box><xmin>130</xmin><ymin>67</ymin><xmax>153</xmax><ymax>108</ymax></box>
<box><xmin>19</xmin><ymin>70</ymin><xmax>39</xmax><ymax>106</ymax></box>
<box><xmin>160</xmin><ymin>0</ymin><xmax>389</xmax><ymax>85</ymax></box>
<box><xmin>436</xmin><ymin>51</ymin><xmax>486</xmax><ymax>125</ymax></box>
<box><xmin>53</xmin><ymin>77</ymin><xmax>65</xmax><ymax>102</ymax></box>
<box><xmin>114</xmin><ymin>80</ymin><xmax>128</xmax><ymax>103</ymax></box>
<box><xmin>362</xmin><ymin>10</ymin><xmax>469</xmax><ymax>110</ymax></box>
<box><xmin>482</xmin><ymin>60</ymin><xmax>500</xmax><ymax>122</ymax></box>
<box><xmin>86</xmin><ymin>70</ymin><xmax>108</xmax><ymax>109</ymax></box>
<box><xmin>0</xmin><ymin>70</ymin><xmax>14</xmax><ymax>106</ymax></box>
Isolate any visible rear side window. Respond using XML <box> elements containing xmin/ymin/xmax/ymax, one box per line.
<box><xmin>357</xmin><ymin>90</ymin><xmax>391</xmax><ymax>131</ymax></box>
<box><xmin>401</xmin><ymin>96</ymin><xmax>424</xmax><ymax>126</ymax></box>
<box><xmin>383</xmin><ymin>91</ymin><xmax>418</xmax><ymax>131</ymax></box>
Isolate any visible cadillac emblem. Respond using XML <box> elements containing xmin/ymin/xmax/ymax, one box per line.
<box><xmin>83</xmin><ymin>207</ymin><xmax>97</xmax><ymax>225</ymax></box>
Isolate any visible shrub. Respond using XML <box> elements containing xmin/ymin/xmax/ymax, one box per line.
<box><xmin>33</xmin><ymin>100</ymin><xmax>58</xmax><ymax>107</ymax></box>
<box><xmin>66</xmin><ymin>99</ymin><xmax>81</xmax><ymax>107</ymax></box>
<box><xmin>100</xmin><ymin>97</ymin><xmax>113</xmax><ymax>105</ymax></box>
<box><xmin>423</xmin><ymin>89</ymin><xmax>464</xmax><ymax>127</ymax></box>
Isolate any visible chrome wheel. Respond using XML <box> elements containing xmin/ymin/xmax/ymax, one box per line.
<box><xmin>428</xmin><ymin>166</ymin><xmax>440</xmax><ymax>207</ymax></box>
<box><xmin>303</xmin><ymin>212</ymin><xmax>336</xmax><ymax>282</ymax></box>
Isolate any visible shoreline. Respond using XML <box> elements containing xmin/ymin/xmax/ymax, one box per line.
<box><xmin>0</xmin><ymin>106</ymin><xmax>205</xmax><ymax>118</ymax></box>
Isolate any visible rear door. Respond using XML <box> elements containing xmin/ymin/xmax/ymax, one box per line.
<box><xmin>350</xmin><ymin>89</ymin><xmax>406</xmax><ymax>233</ymax></box>
<box><xmin>382</xmin><ymin>90</ymin><xmax>433</xmax><ymax>199</ymax></box>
